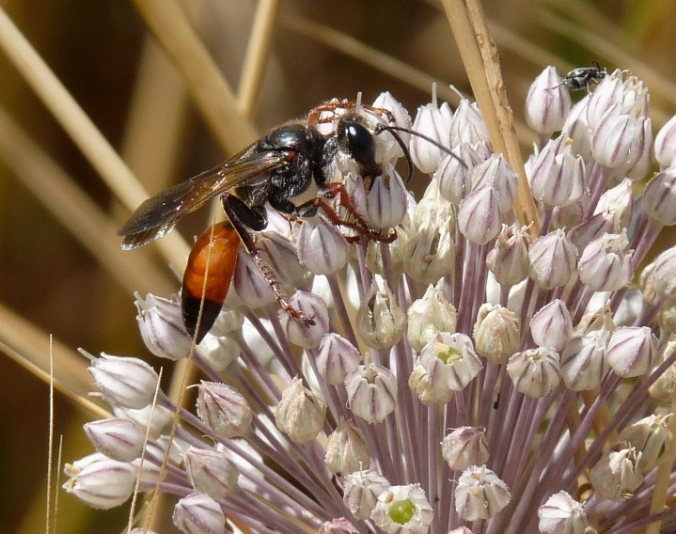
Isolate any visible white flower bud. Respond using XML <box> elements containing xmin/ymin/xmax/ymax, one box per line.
<box><xmin>471</xmin><ymin>154</ymin><xmax>519</xmax><ymax>215</ymax></box>
<box><xmin>278</xmin><ymin>291</ymin><xmax>329</xmax><ymax>349</ymax></box>
<box><xmin>346</xmin><ymin>363</ymin><xmax>397</xmax><ymax>424</ymax></box>
<box><xmin>364</xmin><ymin>164</ymin><xmax>408</xmax><ymax>230</ymax></box>
<box><xmin>410</xmin><ymin>101</ymin><xmax>452</xmax><ymax>174</ymax></box>
<box><xmin>88</xmin><ymin>354</ymin><xmax>160</xmax><ymax>409</ymax></box>
<box><xmin>372</xmin><ymin>91</ymin><xmax>412</xmax><ymax>161</ymax></box>
<box><xmin>525</xmin><ymin>66</ymin><xmax>571</xmax><ymax>135</ymax></box>
<box><xmin>112</xmin><ymin>403</ymin><xmax>173</xmax><ymax>438</ymax></box>
<box><xmin>297</xmin><ymin>216</ymin><xmax>349</xmax><ymax>275</ymax></box>
<box><xmin>316</xmin><ymin>333</ymin><xmax>362</xmax><ymax>386</ymax></box>
<box><xmin>184</xmin><ymin>446</ymin><xmax>239</xmax><ymax>501</ymax></box>
<box><xmin>449</xmin><ymin>99</ymin><xmax>490</xmax><ymax>148</ymax></box>
<box><xmin>195</xmin><ymin>334</ymin><xmax>239</xmax><ymax>373</ymax></box>
<box><xmin>196</xmin><ymin>382</ymin><xmax>253</xmax><ymax>439</ymax></box>
<box><xmin>275</xmin><ymin>377</ymin><xmax>326</xmax><ymax>443</ymax></box>
<box><xmin>537</xmin><ymin>491</ymin><xmax>588</xmax><ymax>534</ymax></box>
<box><xmin>356</xmin><ymin>281</ymin><xmax>406</xmax><ymax>350</ymax></box>
<box><xmin>606</xmin><ymin>326</ymin><xmax>658</xmax><ymax>378</ymax></box>
<box><xmin>442</xmin><ymin>427</ymin><xmax>489</xmax><ymax>470</ymax></box>
<box><xmin>437</xmin><ymin>143</ymin><xmax>478</xmax><ymax>206</ymax></box>
<box><xmin>578</xmin><ymin>231</ymin><xmax>634</xmax><ymax>291</ymax></box>
<box><xmin>507</xmin><ymin>348</ymin><xmax>561</xmax><ymax>398</ymax></box>
<box><xmin>317</xmin><ymin>518</ymin><xmax>360</xmax><ymax>534</ymax></box>
<box><xmin>371</xmin><ymin>483</ymin><xmax>434</xmax><ymax>534</ymax></box>
<box><xmin>135</xmin><ymin>293</ymin><xmax>192</xmax><ymax>360</ymax></box>
<box><xmin>655</xmin><ymin>113</ymin><xmax>676</xmax><ymax>168</ymax></box>
<box><xmin>63</xmin><ymin>454</ymin><xmax>137</xmax><ymax>509</ymax></box>
<box><xmin>473</xmin><ymin>303</ymin><xmax>521</xmax><ymax>365</ymax></box>
<box><xmin>528</xmin><ymin>229</ymin><xmax>578</xmax><ymax>290</ymax></box>
<box><xmin>530</xmin><ymin>299</ymin><xmax>572</xmax><ymax>352</ymax></box>
<box><xmin>343</xmin><ymin>469</ymin><xmax>391</xmax><ymax>520</ymax></box>
<box><xmin>649</xmin><ymin>341</ymin><xmax>676</xmax><ymax>402</ymax></box>
<box><xmin>400</xmin><ymin>218</ymin><xmax>454</xmax><ymax>285</ymax></box>
<box><xmin>618</xmin><ymin>414</ymin><xmax>671</xmax><ymax>471</ymax></box>
<box><xmin>486</xmin><ymin>224</ymin><xmax>531</xmax><ymax>286</ymax></box>
<box><xmin>454</xmin><ymin>465</ymin><xmax>510</xmax><ymax>520</ymax></box>
<box><xmin>257</xmin><ymin>231</ymin><xmax>307</xmax><ymax>286</ymax></box>
<box><xmin>173</xmin><ymin>492</ymin><xmax>225</xmax><ymax>534</ymax></box>
<box><xmin>561</xmin><ymin>332</ymin><xmax>609</xmax><ymax>391</ymax></box>
<box><xmin>643</xmin><ymin>167</ymin><xmax>676</xmax><ymax>226</ymax></box>
<box><xmin>325</xmin><ymin>418</ymin><xmax>370</xmax><ymax>476</ymax></box>
<box><xmin>418</xmin><ymin>332</ymin><xmax>483</xmax><ymax>391</ymax></box>
<box><xmin>458</xmin><ymin>186</ymin><xmax>502</xmax><ymax>245</ymax></box>
<box><xmin>83</xmin><ymin>418</ymin><xmax>145</xmax><ymax>462</ymax></box>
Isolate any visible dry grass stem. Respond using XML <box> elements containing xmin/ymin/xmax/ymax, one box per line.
<box><xmin>238</xmin><ymin>0</ymin><xmax>282</xmax><ymax>118</ymax></box>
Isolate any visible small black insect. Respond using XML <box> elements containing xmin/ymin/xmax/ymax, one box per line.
<box><xmin>562</xmin><ymin>61</ymin><xmax>607</xmax><ymax>92</ymax></box>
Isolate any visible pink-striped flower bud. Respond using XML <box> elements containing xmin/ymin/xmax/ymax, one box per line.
<box><xmin>184</xmin><ymin>447</ymin><xmax>239</xmax><ymax>501</ymax></box>
<box><xmin>83</xmin><ymin>418</ymin><xmax>145</xmax><ymax>462</ymax></box>
<box><xmin>471</xmin><ymin>154</ymin><xmax>518</xmax><ymax>215</ymax></box>
<box><xmin>173</xmin><ymin>492</ymin><xmax>225</xmax><ymax>534</ymax></box>
<box><xmin>297</xmin><ymin>216</ymin><xmax>349</xmax><ymax>275</ymax></box>
<box><xmin>455</xmin><ymin>466</ymin><xmax>510</xmax><ymax>521</ymax></box>
<box><xmin>437</xmin><ymin>143</ymin><xmax>479</xmax><ymax>206</ymax></box>
<box><xmin>486</xmin><ymin>224</ymin><xmax>531</xmax><ymax>286</ymax></box>
<box><xmin>343</xmin><ymin>469</ymin><xmax>391</xmax><ymax>520</ymax></box>
<box><xmin>372</xmin><ymin>91</ymin><xmax>412</xmax><ymax>161</ymax></box>
<box><xmin>567</xmin><ymin>210</ymin><xmax>614</xmax><ymax>253</ymax></box>
<box><xmin>655</xmin><ymin>113</ymin><xmax>676</xmax><ymax>168</ymax></box>
<box><xmin>364</xmin><ymin>164</ymin><xmax>408</xmax><ymax>230</ymax></box>
<box><xmin>63</xmin><ymin>454</ymin><xmax>137</xmax><ymax>510</ymax></box>
<box><xmin>196</xmin><ymin>382</ymin><xmax>252</xmax><ymax>439</ymax></box>
<box><xmin>528</xmin><ymin>229</ymin><xmax>578</xmax><ymax>289</ymax></box>
<box><xmin>578</xmin><ymin>231</ymin><xmax>634</xmax><ymax>291</ymax></box>
<box><xmin>595</xmin><ymin>178</ymin><xmax>634</xmax><ymax>232</ymax></box>
<box><xmin>530</xmin><ymin>299</ymin><xmax>572</xmax><ymax>352</ymax></box>
<box><xmin>275</xmin><ymin>377</ymin><xmax>327</xmax><ymax>443</ymax></box>
<box><xmin>529</xmin><ymin>136</ymin><xmax>585</xmax><ymax>207</ymax></box>
<box><xmin>112</xmin><ymin>403</ymin><xmax>173</xmax><ymax>438</ymax></box>
<box><xmin>257</xmin><ymin>231</ymin><xmax>307</xmax><ymax>286</ymax></box>
<box><xmin>525</xmin><ymin>66</ymin><xmax>571</xmax><ymax>135</ymax></box>
<box><xmin>316</xmin><ymin>333</ymin><xmax>362</xmax><ymax>386</ymax></box>
<box><xmin>371</xmin><ymin>484</ymin><xmax>434</xmax><ymax>534</ymax></box>
<box><xmin>232</xmin><ymin>250</ymin><xmax>276</xmax><ymax>309</ymax></box>
<box><xmin>538</xmin><ymin>491</ymin><xmax>589</xmax><ymax>534</ymax></box>
<box><xmin>135</xmin><ymin>293</ymin><xmax>192</xmax><ymax>360</ymax></box>
<box><xmin>346</xmin><ymin>363</ymin><xmax>397</xmax><ymax>424</ymax></box>
<box><xmin>449</xmin><ymin>99</ymin><xmax>490</xmax><ymax>148</ymax></box>
<box><xmin>410</xmin><ymin>100</ymin><xmax>452</xmax><ymax>174</ymax></box>
<box><xmin>507</xmin><ymin>348</ymin><xmax>561</xmax><ymax>398</ymax></box>
<box><xmin>562</xmin><ymin>97</ymin><xmax>593</xmax><ymax>160</ymax></box>
<box><xmin>458</xmin><ymin>186</ymin><xmax>502</xmax><ymax>245</ymax></box>
<box><xmin>643</xmin><ymin>167</ymin><xmax>676</xmax><ymax>226</ymax></box>
<box><xmin>278</xmin><ymin>291</ymin><xmax>329</xmax><ymax>349</ymax></box>
<box><xmin>650</xmin><ymin>245</ymin><xmax>676</xmax><ymax>299</ymax></box>
<box><xmin>325</xmin><ymin>418</ymin><xmax>370</xmax><ymax>477</ymax></box>
<box><xmin>606</xmin><ymin>326</ymin><xmax>658</xmax><ymax>378</ymax></box>
<box><xmin>88</xmin><ymin>354</ymin><xmax>159</xmax><ymax>409</ymax></box>
<box><xmin>561</xmin><ymin>331</ymin><xmax>609</xmax><ymax>391</ymax></box>
<box><xmin>442</xmin><ymin>426</ymin><xmax>489</xmax><ymax>470</ymax></box>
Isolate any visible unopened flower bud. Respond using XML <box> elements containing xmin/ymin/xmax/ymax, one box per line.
<box><xmin>530</xmin><ymin>300</ymin><xmax>572</xmax><ymax>351</ymax></box>
<box><xmin>657</xmin><ymin>299</ymin><xmax>676</xmax><ymax>334</ymax></box>
<box><xmin>371</xmin><ymin>484</ymin><xmax>434</xmax><ymax>534</ymax></box>
<box><xmin>578</xmin><ymin>231</ymin><xmax>634</xmax><ymax>291</ymax></box>
<box><xmin>655</xmin><ymin>113</ymin><xmax>676</xmax><ymax>168</ymax></box>
<box><xmin>184</xmin><ymin>446</ymin><xmax>239</xmax><ymax>501</ymax></box>
<box><xmin>595</xmin><ymin>178</ymin><xmax>634</xmax><ymax>232</ymax></box>
<box><xmin>606</xmin><ymin>326</ymin><xmax>658</xmax><ymax>378</ymax></box>
<box><xmin>275</xmin><ymin>377</ymin><xmax>326</xmax><ymax>443</ymax></box>
<box><xmin>408</xmin><ymin>364</ymin><xmax>454</xmax><ymax>406</ymax></box>
<box><xmin>418</xmin><ymin>332</ymin><xmax>483</xmax><ymax>391</ymax></box>
<box><xmin>567</xmin><ymin>210</ymin><xmax>614</xmax><ymax>253</ymax></box>
<box><xmin>88</xmin><ymin>354</ymin><xmax>160</xmax><ymax>409</ymax></box>
<box><xmin>63</xmin><ymin>455</ymin><xmax>137</xmax><ymax>509</ymax></box>
<box><xmin>372</xmin><ymin>91</ymin><xmax>412</xmax><ymax>161</ymax></box>
<box><xmin>410</xmin><ymin>100</ymin><xmax>452</xmax><ymax>174</ymax></box>
<box><xmin>454</xmin><ymin>465</ymin><xmax>510</xmax><ymax>520</ymax></box>
<box><xmin>316</xmin><ymin>333</ymin><xmax>362</xmax><ymax>386</ymax></box>
<box><xmin>364</xmin><ymin>164</ymin><xmax>408</xmax><ymax>230</ymax></box>
<box><xmin>472</xmin><ymin>154</ymin><xmax>518</xmax><ymax>216</ymax></box>
<box><xmin>325</xmin><ymin>418</ymin><xmax>370</xmax><ymax>476</ymax></box>
<box><xmin>529</xmin><ymin>136</ymin><xmax>585</xmax><ymax>207</ymax></box>
<box><xmin>643</xmin><ymin>167</ymin><xmax>676</xmax><ymax>226</ymax></box>
<box><xmin>232</xmin><ymin>250</ymin><xmax>276</xmax><ymax>309</ymax></box>
<box><xmin>650</xmin><ymin>246</ymin><xmax>676</xmax><ymax>300</ymax></box>
<box><xmin>173</xmin><ymin>492</ymin><xmax>225</xmax><ymax>534</ymax></box>
<box><xmin>279</xmin><ymin>291</ymin><xmax>329</xmax><ymax>349</ymax></box>
<box><xmin>257</xmin><ymin>231</ymin><xmax>307</xmax><ymax>286</ymax></box>
<box><xmin>343</xmin><ymin>469</ymin><xmax>391</xmax><ymax>520</ymax></box>
<box><xmin>346</xmin><ymin>364</ymin><xmax>397</xmax><ymax>424</ymax></box>
<box><xmin>562</xmin><ymin>97</ymin><xmax>593</xmax><ymax>160</ymax></box>
<box><xmin>297</xmin><ymin>216</ymin><xmax>349</xmax><ymax>275</ymax></box>
<box><xmin>458</xmin><ymin>186</ymin><xmax>502</xmax><ymax>245</ymax></box>
<box><xmin>317</xmin><ymin>518</ymin><xmax>360</xmax><ymax>534</ymax></box>
<box><xmin>407</xmin><ymin>283</ymin><xmax>458</xmax><ymax>352</ymax></box>
<box><xmin>196</xmin><ymin>382</ymin><xmax>252</xmax><ymax>439</ymax></box>
<box><xmin>356</xmin><ymin>281</ymin><xmax>406</xmax><ymax>350</ymax></box>
<box><xmin>528</xmin><ymin>229</ymin><xmax>577</xmax><ymax>289</ymax></box>
<box><xmin>135</xmin><ymin>293</ymin><xmax>192</xmax><ymax>360</ymax></box>
<box><xmin>537</xmin><ymin>491</ymin><xmax>589</xmax><ymax>534</ymax></box>
<box><xmin>525</xmin><ymin>66</ymin><xmax>571</xmax><ymax>135</ymax></box>
<box><xmin>618</xmin><ymin>414</ymin><xmax>671</xmax><ymax>471</ymax></box>
<box><xmin>442</xmin><ymin>427</ymin><xmax>489</xmax><ymax>470</ymax></box>
<box><xmin>507</xmin><ymin>348</ymin><xmax>561</xmax><ymax>398</ymax></box>
<box><xmin>112</xmin><ymin>403</ymin><xmax>173</xmax><ymax>438</ymax></box>
<box><xmin>195</xmin><ymin>334</ymin><xmax>239</xmax><ymax>373</ymax></box>
<box><xmin>649</xmin><ymin>341</ymin><xmax>676</xmax><ymax>402</ymax></box>
<box><xmin>561</xmin><ymin>332</ymin><xmax>609</xmax><ymax>391</ymax></box>
<box><xmin>473</xmin><ymin>304</ymin><xmax>520</xmax><ymax>365</ymax></box>
<box><xmin>486</xmin><ymin>224</ymin><xmax>531</xmax><ymax>286</ymax></box>
<box><xmin>83</xmin><ymin>419</ymin><xmax>145</xmax><ymax>462</ymax></box>
<box><xmin>449</xmin><ymin>99</ymin><xmax>490</xmax><ymax>148</ymax></box>
<box><xmin>400</xmin><ymin>218</ymin><xmax>454</xmax><ymax>285</ymax></box>
<box><xmin>589</xmin><ymin>444</ymin><xmax>643</xmax><ymax>501</ymax></box>
<box><xmin>437</xmin><ymin>143</ymin><xmax>478</xmax><ymax>206</ymax></box>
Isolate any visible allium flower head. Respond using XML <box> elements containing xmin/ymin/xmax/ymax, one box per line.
<box><xmin>66</xmin><ymin>80</ymin><xmax>676</xmax><ymax>534</ymax></box>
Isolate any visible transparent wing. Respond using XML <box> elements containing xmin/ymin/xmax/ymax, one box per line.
<box><xmin>118</xmin><ymin>150</ymin><xmax>288</xmax><ymax>249</ymax></box>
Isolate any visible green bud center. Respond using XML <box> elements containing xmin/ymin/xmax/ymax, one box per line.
<box><xmin>389</xmin><ymin>498</ymin><xmax>416</xmax><ymax>524</ymax></box>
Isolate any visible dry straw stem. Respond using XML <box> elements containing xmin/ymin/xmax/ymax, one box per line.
<box><xmin>442</xmin><ymin>0</ymin><xmax>540</xmax><ymax>238</ymax></box>
<box><xmin>131</xmin><ymin>0</ymin><xmax>259</xmax><ymax>153</ymax></box>
<box><xmin>0</xmin><ymin>106</ymin><xmax>175</xmax><ymax>297</ymax></box>
<box><xmin>238</xmin><ymin>0</ymin><xmax>282</xmax><ymax>118</ymax></box>
<box><xmin>0</xmin><ymin>6</ymin><xmax>189</xmax><ymax>269</ymax></box>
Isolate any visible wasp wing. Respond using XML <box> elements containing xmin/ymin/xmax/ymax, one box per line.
<box><xmin>118</xmin><ymin>150</ymin><xmax>288</xmax><ymax>250</ymax></box>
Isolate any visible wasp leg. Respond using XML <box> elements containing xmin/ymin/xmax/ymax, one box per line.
<box><xmin>220</xmin><ymin>193</ymin><xmax>316</xmax><ymax>326</ymax></box>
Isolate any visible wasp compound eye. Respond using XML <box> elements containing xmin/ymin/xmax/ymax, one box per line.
<box><xmin>339</xmin><ymin>119</ymin><xmax>378</xmax><ymax>173</ymax></box>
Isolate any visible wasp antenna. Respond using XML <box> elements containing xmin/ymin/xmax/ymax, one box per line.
<box><xmin>355</xmin><ymin>92</ymin><xmax>363</xmax><ymax>111</ymax></box>
<box><xmin>375</xmin><ymin>125</ymin><xmax>467</xmax><ymax>176</ymax></box>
